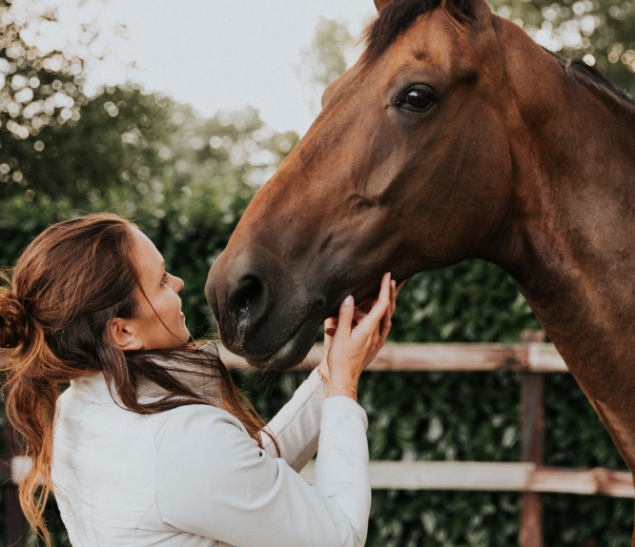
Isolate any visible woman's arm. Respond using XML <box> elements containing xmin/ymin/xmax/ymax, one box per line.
<box><xmin>261</xmin><ymin>367</ymin><xmax>325</xmax><ymax>471</ymax></box>
<box><xmin>156</xmin><ymin>400</ymin><xmax>369</xmax><ymax>547</ymax></box>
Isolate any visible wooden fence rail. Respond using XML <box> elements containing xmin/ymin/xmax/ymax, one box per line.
<box><xmin>299</xmin><ymin>461</ymin><xmax>634</xmax><ymax>497</ymax></box>
<box><xmin>3</xmin><ymin>335</ymin><xmax>630</xmax><ymax>547</ymax></box>
<box><xmin>217</xmin><ymin>341</ymin><xmax>568</xmax><ymax>373</ymax></box>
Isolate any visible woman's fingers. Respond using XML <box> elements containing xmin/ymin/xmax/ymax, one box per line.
<box><xmin>346</xmin><ymin>278</ymin><xmax>404</xmax><ymax>323</ymax></box>
<box><xmin>332</xmin><ymin>294</ymin><xmax>355</xmax><ymax>344</ymax></box>
<box><xmin>386</xmin><ymin>279</ymin><xmax>404</xmax><ymax>315</ymax></box>
<box><xmin>324</xmin><ymin>316</ymin><xmax>338</xmax><ymax>331</ymax></box>
<box><xmin>353</xmin><ymin>308</ymin><xmax>368</xmax><ymax>323</ymax></box>
<box><xmin>378</xmin><ymin>295</ymin><xmax>393</xmax><ymax>341</ymax></box>
<box><xmin>389</xmin><ymin>279</ymin><xmax>397</xmax><ymax>319</ymax></box>
<box><xmin>379</xmin><ymin>306</ymin><xmax>392</xmax><ymax>341</ymax></box>
<box><xmin>327</xmin><ymin>276</ymin><xmax>400</xmax><ymax>338</ymax></box>
<box><xmin>367</xmin><ymin>272</ymin><xmax>392</xmax><ymax>325</ymax></box>
<box><xmin>375</xmin><ymin>287</ymin><xmax>394</xmax><ymax>353</ymax></box>
<box><xmin>356</xmin><ymin>273</ymin><xmax>392</xmax><ymax>337</ymax></box>
<box><xmin>355</xmin><ymin>297</ymin><xmax>375</xmax><ymax>315</ymax></box>
<box><xmin>326</xmin><ymin>306</ymin><xmax>365</xmax><ymax>329</ymax></box>
<box><xmin>325</xmin><ymin>316</ymin><xmax>338</xmax><ymax>327</ymax></box>
<box><xmin>326</xmin><ymin>273</ymin><xmax>399</xmax><ymax>378</ymax></box>
<box><xmin>324</xmin><ymin>307</ymin><xmax>365</xmax><ymax>344</ymax></box>
<box><xmin>323</xmin><ymin>316</ymin><xmax>338</xmax><ymax>348</ymax></box>
<box><xmin>381</xmin><ymin>278</ymin><xmax>401</xmax><ymax>334</ymax></box>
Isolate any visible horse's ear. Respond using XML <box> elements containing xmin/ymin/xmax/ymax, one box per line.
<box><xmin>374</xmin><ymin>0</ymin><xmax>395</xmax><ymax>11</ymax></box>
<box><xmin>445</xmin><ymin>0</ymin><xmax>492</xmax><ymax>29</ymax></box>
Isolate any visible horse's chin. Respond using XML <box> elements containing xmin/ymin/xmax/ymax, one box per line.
<box><xmin>243</xmin><ymin>302</ymin><xmax>324</xmax><ymax>371</ymax></box>
<box><xmin>233</xmin><ymin>275</ymin><xmax>407</xmax><ymax>370</ymax></box>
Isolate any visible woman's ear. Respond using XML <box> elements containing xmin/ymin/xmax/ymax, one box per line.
<box><xmin>108</xmin><ymin>318</ymin><xmax>143</xmax><ymax>351</ymax></box>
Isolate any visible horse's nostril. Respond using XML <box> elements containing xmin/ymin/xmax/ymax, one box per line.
<box><xmin>230</xmin><ymin>275</ymin><xmax>265</xmax><ymax>324</ymax></box>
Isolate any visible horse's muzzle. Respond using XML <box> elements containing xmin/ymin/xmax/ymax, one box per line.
<box><xmin>205</xmin><ymin>251</ymin><xmax>324</xmax><ymax>369</ymax></box>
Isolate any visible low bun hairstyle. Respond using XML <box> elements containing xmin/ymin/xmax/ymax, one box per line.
<box><xmin>0</xmin><ymin>286</ymin><xmax>27</xmax><ymax>349</ymax></box>
<box><xmin>1</xmin><ymin>213</ymin><xmax>276</xmax><ymax>546</ymax></box>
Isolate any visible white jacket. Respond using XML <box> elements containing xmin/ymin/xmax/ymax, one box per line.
<box><xmin>51</xmin><ymin>357</ymin><xmax>371</xmax><ymax>547</ymax></box>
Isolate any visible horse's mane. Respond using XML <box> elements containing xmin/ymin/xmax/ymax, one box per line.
<box><xmin>363</xmin><ymin>0</ymin><xmax>442</xmax><ymax>62</ymax></box>
<box><xmin>543</xmin><ymin>48</ymin><xmax>635</xmax><ymax>107</ymax></box>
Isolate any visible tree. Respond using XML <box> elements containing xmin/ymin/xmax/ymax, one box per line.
<box><xmin>0</xmin><ymin>0</ymin><xmax>179</xmax><ymax>206</ymax></box>
<box><xmin>488</xmin><ymin>0</ymin><xmax>635</xmax><ymax>94</ymax></box>
<box><xmin>295</xmin><ymin>17</ymin><xmax>353</xmax><ymax>115</ymax></box>
<box><xmin>0</xmin><ymin>0</ymin><xmax>87</xmax><ymax>199</ymax></box>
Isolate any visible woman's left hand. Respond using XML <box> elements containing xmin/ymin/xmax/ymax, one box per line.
<box><xmin>316</xmin><ymin>278</ymin><xmax>404</xmax><ymax>383</ymax></box>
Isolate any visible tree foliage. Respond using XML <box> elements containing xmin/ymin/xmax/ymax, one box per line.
<box><xmin>295</xmin><ymin>17</ymin><xmax>352</xmax><ymax>115</ymax></box>
<box><xmin>490</xmin><ymin>0</ymin><xmax>635</xmax><ymax>94</ymax></box>
<box><xmin>0</xmin><ymin>0</ymin><xmax>89</xmax><ymax>199</ymax></box>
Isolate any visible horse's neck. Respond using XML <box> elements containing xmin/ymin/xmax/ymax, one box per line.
<box><xmin>492</xmin><ymin>23</ymin><xmax>635</xmax><ymax>340</ymax></box>
<box><xmin>488</xmin><ymin>27</ymin><xmax>635</xmax><ymax>467</ymax></box>
<box><xmin>488</xmin><ymin>36</ymin><xmax>635</xmax><ymax>469</ymax></box>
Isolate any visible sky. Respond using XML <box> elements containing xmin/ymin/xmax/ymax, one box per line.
<box><xmin>24</xmin><ymin>0</ymin><xmax>379</xmax><ymax>136</ymax></box>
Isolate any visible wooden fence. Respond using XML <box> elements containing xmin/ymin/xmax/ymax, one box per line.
<box><xmin>219</xmin><ymin>331</ymin><xmax>634</xmax><ymax>547</ymax></box>
<box><xmin>2</xmin><ymin>332</ymin><xmax>632</xmax><ymax>546</ymax></box>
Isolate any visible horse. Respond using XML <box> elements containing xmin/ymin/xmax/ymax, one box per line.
<box><xmin>205</xmin><ymin>0</ymin><xmax>635</xmax><ymax>536</ymax></box>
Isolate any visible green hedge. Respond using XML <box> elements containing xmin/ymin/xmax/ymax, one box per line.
<box><xmin>236</xmin><ymin>368</ymin><xmax>631</xmax><ymax>546</ymax></box>
<box><xmin>1</xmin><ymin>190</ymin><xmax>633</xmax><ymax>546</ymax></box>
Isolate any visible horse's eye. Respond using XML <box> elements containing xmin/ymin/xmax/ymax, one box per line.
<box><xmin>400</xmin><ymin>88</ymin><xmax>435</xmax><ymax>113</ymax></box>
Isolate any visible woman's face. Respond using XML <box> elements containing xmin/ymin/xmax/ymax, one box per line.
<box><xmin>109</xmin><ymin>228</ymin><xmax>190</xmax><ymax>350</ymax></box>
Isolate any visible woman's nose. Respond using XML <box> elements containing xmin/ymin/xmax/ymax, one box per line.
<box><xmin>174</xmin><ymin>276</ymin><xmax>185</xmax><ymax>292</ymax></box>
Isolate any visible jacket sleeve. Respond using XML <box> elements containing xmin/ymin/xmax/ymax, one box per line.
<box><xmin>155</xmin><ymin>397</ymin><xmax>370</xmax><ymax>547</ymax></box>
<box><xmin>261</xmin><ymin>368</ymin><xmax>326</xmax><ymax>471</ymax></box>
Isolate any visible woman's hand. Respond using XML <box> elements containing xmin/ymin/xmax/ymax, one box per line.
<box><xmin>319</xmin><ymin>273</ymin><xmax>401</xmax><ymax>400</ymax></box>
<box><xmin>317</xmin><ymin>275</ymin><xmax>402</xmax><ymax>386</ymax></box>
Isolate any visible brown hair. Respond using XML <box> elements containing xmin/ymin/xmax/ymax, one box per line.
<box><xmin>363</xmin><ymin>0</ymin><xmax>442</xmax><ymax>63</ymax></box>
<box><xmin>0</xmin><ymin>213</ymin><xmax>277</xmax><ymax>546</ymax></box>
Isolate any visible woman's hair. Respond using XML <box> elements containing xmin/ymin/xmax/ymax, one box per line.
<box><xmin>0</xmin><ymin>213</ymin><xmax>276</xmax><ymax>546</ymax></box>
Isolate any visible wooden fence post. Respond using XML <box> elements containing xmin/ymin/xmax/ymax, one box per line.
<box><xmin>520</xmin><ymin>330</ymin><xmax>546</xmax><ymax>547</ymax></box>
<box><xmin>3</xmin><ymin>419</ymin><xmax>27</xmax><ymax>547</ymax></box>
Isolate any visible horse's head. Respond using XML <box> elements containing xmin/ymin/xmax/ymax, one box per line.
<box><xmin>206</xmin><ymin>0</ymin><xmax>523</xmax><ymax>369</ymax></box>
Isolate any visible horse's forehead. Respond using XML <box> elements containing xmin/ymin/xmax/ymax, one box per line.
<box><xmin>385</xmin><ymin>9</ymin><xmax>478</xmax><ymax>72</ymax></box>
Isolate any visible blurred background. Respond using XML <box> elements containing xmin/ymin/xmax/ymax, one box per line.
<box><xmin>0</xmin><ymin>0</ymin><xmax>634</xmax><ymax>544</ymax></box>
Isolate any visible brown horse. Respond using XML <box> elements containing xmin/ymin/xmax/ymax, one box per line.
<box><xmin>206</xmin><ymin>0</ymin><xmax>635</xmax><ymax>533</ymax></box>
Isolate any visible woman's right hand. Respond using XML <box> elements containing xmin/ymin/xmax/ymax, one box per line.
<box><xmin>325</xmin><ymin>272</ymin><xmax>394</xmax><ymax>400</ymax></box>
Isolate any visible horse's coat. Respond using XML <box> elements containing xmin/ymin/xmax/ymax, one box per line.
<box><xmin>206</xmin><ymin>0</ymin><xmax>635</xmax><ymax>537</ymax></box>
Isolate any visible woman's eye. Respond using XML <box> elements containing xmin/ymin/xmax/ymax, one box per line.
<box><xmin>399</xmin><ymin>88</ymin><xmax>435</xmax><ymax>113</ymax></box>
<box><xmin>161</xmin><ymin>272</ymin><xmax>169</xmax><ymax>286</ymax></box>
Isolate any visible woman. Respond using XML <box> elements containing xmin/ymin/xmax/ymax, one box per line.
<box><xmin>0</xmin><ymin>213</ymin><xmax>397</xmax><ymax>547</ymax></box>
